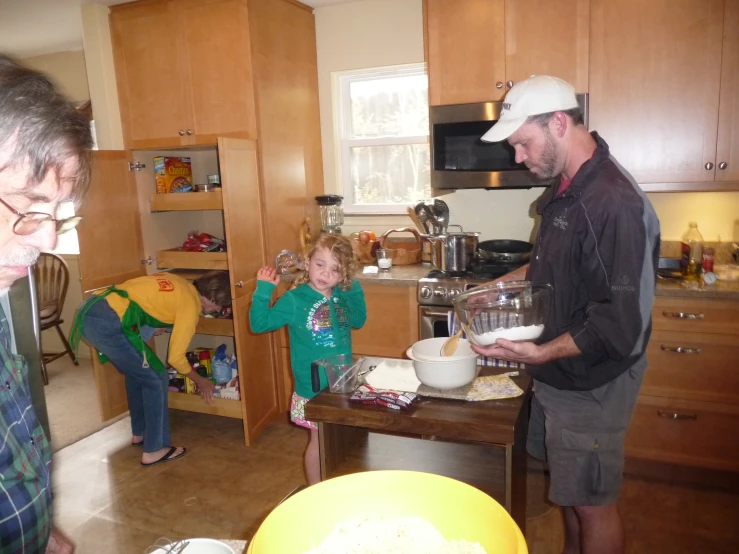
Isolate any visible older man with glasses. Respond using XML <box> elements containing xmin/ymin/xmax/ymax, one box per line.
<box><xmin>0</xmin><ymin>55</ymin><xmax>92</xmax><ymax>553</ymax></box>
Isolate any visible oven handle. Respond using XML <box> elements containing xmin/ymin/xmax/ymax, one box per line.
<box><xmin>419</xmin><ymin>307</ymin><xmax>452</xmax><ymax>318</ymax></box>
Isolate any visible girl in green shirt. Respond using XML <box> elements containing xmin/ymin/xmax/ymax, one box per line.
<box><xmin>250</xmin><ymin>234</ymin><xmax>366</xmax><ymax>484</ymax></box>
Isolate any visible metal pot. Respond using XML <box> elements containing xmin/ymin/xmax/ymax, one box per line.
<box><xmin>477</xmin><ymin>239</ymin><xmax>533</xmax><ymax>264</ymax></box>
<box><xmin>426</xmin><ymin>225</ymin><xmax>479</xmax><ymax>273</ymax></box>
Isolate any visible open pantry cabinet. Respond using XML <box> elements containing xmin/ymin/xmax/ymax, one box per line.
<box><xmin>77</xmin><ymin>138</ymin><xmax>280</xmax><ymax>445</ymax></box>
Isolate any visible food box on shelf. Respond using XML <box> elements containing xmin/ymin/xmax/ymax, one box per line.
<box><xmin>154</xmin><ymin>156</ymin><xmax>193</xmax><ymax>193</ymax></box>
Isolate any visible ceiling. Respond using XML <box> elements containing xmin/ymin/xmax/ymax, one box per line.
<box><xmin>0</xmin><ymin>0</ymin><xmax>358</xmax><ymax>59</ymax></box>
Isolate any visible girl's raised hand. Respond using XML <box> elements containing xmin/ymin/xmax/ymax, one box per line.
<box><xmin>257</xmin><ymin>266</ymin><xmax>280</xmax><ymax>285</ymax></box>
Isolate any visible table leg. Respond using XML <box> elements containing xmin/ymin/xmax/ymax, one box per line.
<box><xmin>505</xmin><ymin>440</ymin><xmax>527</xmax><ymax>536</ymax></box>
<box><xmin>318</xmin><ymin>422</ymin><xmax>367</xmax><ymax>480</ymax></box>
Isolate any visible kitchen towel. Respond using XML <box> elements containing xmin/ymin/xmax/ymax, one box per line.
<box><xmin>448</xmin><ymin>311</ymin><xmax>522</xmax><ymax>369</ymax></box>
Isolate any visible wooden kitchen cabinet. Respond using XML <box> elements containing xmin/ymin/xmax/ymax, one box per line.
<box><xmin>589</xmin><ymin>0</ymin><xmax>729</xmax><ymax>187</ymax></box>
<box><xmin>351</xmin><ymin>285</ymin><xmax>419</xmax><ymax>359</ymax></box>
<box><xmin>626</xmin><ymin>296</ymin><xmax>739</xmax><ymax>472</ymax></box>
<box><xmin>424</xmin><ymin>0</ymin><xmax>588</xmax><ymax>106</ymax></box>
<box><xmin>111</xmin><ymin>0</ymin><xmax>190</xmax><ymax>148</ymax></box>
<box><xmin>716</xmin><ymin>0</ymin><xmax>739</xmax><ymax>182</ymax></box>
<box><xmin>111</xmin><ymin>0</ymin><xmax>258</xmax><ymax>149</ymax></box>
<box><xmin>80</xmin><ymin>0</ymin><xmax>323</xmax><ymax>445</ymax></box>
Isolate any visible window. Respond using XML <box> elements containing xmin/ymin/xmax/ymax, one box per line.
<box><xmin>336</xmin><ymin>64</ymin><xmax>430</xmax><ymax>214</ymax></box>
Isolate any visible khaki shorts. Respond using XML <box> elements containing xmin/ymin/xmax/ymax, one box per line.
<box><xmin>527</xmin><ymin>358</ymin><xmax>646</xmax><ymax>506</ymax></box>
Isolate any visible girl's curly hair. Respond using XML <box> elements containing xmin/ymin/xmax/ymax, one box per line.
<box><xmin>292</xmin><ymin>233</ymin><xmax>359</xmax><ymax>292</ymax></box>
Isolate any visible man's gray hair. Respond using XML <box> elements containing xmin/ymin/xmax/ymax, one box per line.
<box><xmin>526</xmin><ymin>107</ymin><xmax>584</xmax><ymax>128</ymax></box>
<box><xmin>0</xmin><ymin>54</ymin><xmax>93</xmax><ymax>204</ymax></box>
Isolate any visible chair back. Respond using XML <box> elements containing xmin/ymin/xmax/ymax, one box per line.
<box><xmin>33</xmin><ymin>253</ymin><xmax>70</xmax><ymax>324</ymax></box>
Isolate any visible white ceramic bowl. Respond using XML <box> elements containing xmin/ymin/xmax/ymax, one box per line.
<box><xmin>405</xmin><ymin>347</ymin><xmax>479</xmax><ymax>389</ymax></box>
<box><xmin>151</xmin><ymin>539</ymin><xmax>236</xmax><ymax>554</ymax></box>
<box><xmin>411</xmin><ymin>337</ymin><xmax>475</xmax><ymax>361</ymax></box>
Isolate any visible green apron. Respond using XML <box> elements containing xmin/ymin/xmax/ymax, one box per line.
<box><xmin>69</xmin><ymin>286</ymin><xmax>173</xmax><ymax>374</ymax></box>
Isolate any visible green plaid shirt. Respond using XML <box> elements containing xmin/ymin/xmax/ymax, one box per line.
<box><xmin>0</xmin><ymin>303</ymin><xmax>52</xmax><ymax>553</ymax></box>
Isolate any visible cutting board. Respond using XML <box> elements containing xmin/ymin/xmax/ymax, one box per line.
<box><xmin>363</xmin><ymin>358</ymin><xmax>523</xmax><ymax>401</ymax></box>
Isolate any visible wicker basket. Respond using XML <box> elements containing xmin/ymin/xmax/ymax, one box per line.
<box><xmin>379</xmin><ymin>227</ymin><xmax>423</xmax><ymax>265</ymax></box>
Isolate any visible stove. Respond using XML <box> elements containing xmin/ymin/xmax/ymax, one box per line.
<box><xmin>417</xmin><ymin>263</ymin><xmax>524</xmax><ymax>307</ymax></box>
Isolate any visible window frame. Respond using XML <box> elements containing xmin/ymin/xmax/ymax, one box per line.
<box><xmin>335</xmin><ymin>63</ymin><xmax>430</xmax><ymax>215</ymax></box>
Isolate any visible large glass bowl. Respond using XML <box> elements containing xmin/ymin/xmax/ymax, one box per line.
<box><xmin>452</xmin><ymin>281</ymin><xmax>552</xmax><ymax>346</ymax></box>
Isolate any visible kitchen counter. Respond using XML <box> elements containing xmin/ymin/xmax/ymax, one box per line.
<box><xmin>281</xmin><ymin>264</ymin><xmax>739</xmax><ymax>297</ymax></box>
<box><xmin>656</xmin><ymin>279</ymin><xmax>739</xmax><ymax>300</ymax></box>
<box><xmin>280</xmin><ymin>263</ymin><xmax>431</xmax><ymax>287</ymax></box>
<box><xmin>305</xmin><ymin>360</ymin><xmax>532</xmax><ymax>534</ymax></box>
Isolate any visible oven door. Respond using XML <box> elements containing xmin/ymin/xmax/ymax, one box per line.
<box><xmin>419</xmin><ymin>306</ymin><xmax>452</xmax><ymax>340</ymax></box>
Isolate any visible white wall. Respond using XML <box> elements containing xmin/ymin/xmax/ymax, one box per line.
<box><xmin>21</xmin><ymin>50</ymin><xmax>90</xmax><ymax>104</ymax></box>
<box><xmin>314</xmin><ymin>0</ymin><xmax>739</xmax><ymax>243</ymax></box>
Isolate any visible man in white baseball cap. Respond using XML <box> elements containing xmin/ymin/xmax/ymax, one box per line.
<box><xmin>474</xmin><ymin>75</ymin><xmax>661</xmax><ymax>554</ymax></box>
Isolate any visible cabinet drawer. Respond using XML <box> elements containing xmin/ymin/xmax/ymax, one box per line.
<box><xmin>625</xmin><ymin>395</ymin><xmax>739</xmax><ymax>472</ymax></box>
<box><xmin>653</xmin><ymin>297</ymin><xmax>739</xmax><ymax>335</ymax></box>
<box><xmin>643</xmin><ymin>331</ymin><xmax>739</xmax><ymax>404</ymax></box>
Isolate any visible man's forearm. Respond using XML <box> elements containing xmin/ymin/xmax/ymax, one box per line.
<box><xmin>481</xmin><ymin>263</ymin><xmax>529</xmax><ymax>288</ymax></box>
<box><xmin>538</xmin><ymin>332</ymin><xmax>582</xmax><ymax>364</ymax></box>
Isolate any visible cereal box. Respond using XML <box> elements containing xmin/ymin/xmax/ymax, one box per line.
<box><xmin>154</xmin><ymin>156</ymin><xmax>193</xmax><ymax>194</ymax></box>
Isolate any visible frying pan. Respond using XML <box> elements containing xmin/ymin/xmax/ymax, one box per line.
<box><xmin>478</xmin><ymin>239</ymin><xmax>533</xmax><ymax>264</ymax></box>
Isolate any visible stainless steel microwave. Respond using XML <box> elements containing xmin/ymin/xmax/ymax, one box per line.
<box><xmin>430</xmin><ymin>94</ymin><xmax>589</xmax><ymax>190</ymax></box>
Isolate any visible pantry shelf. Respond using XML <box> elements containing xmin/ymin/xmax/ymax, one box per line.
<box><xmin>168</xmin><ymin>392</ymin><xmax>242</xmax><ymax>419</ymax></box>
<box><xmin>150</xmin><ymin>191</ymin><xmax>223</xmax><ymax>211</ymax></box>
<box><xmin>157</xmin><ymin>249</ymin><xmax>228</xmax><ymax>270</ymax></box>
<box><xmin>196</xmin><ymin>317</ymin><xmax>234</xmax><ymax>336</ymax></box>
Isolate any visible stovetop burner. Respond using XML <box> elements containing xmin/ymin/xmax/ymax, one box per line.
<box><xmin>418</xmin><ymin>262</ymin><xmax>525</xmax><ymax>306</ymax></box>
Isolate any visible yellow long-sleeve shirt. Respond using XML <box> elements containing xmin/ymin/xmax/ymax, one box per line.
<box><xmin>103</xmin><ymin>273</ymin><xmax>201</xmax><ymax>375</ymax></box>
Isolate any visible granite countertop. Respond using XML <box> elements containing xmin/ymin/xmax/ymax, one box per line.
<box><xmin>280</xmin><ymin>263</ymin><xmax>739</xmax><ymax>299</ymax></box>
<box><xmin>655</xmin><ymin>278</ymin><xmax>739</xmax><ymax>300</ymax></box>
<box><xmin>279</xmin><ymin>263</ymin><xmax>431</xmax><ymax>287</ymax></box>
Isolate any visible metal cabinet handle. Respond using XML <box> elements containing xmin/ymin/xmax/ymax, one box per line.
<box><xmin>496</xmin><ymin>82</ymin><xmax>504</xmax><ymax>89</ymax></box>
<box><xmin>660</xmin><ymin>345</ymin><xmax>701</xmax><ymax>354</ymax></box>
<box><xmin>140</xmin><ymin>256</ymin><xmax>154</xmax><ymax>266</ymax></box>
<box><xmin>705</xmin><ymin>162</ymin><xmax>714</xmax><ymax>170</ymax></box>
<box><xmin>506</xmin><ymin>80</ymin><xmax>514</xmax><ymax>88</ymax></box>
<box><xmin>186</xmin><ymin>129</ymin><xmax>193</xmax><ymax>135</ymax></box>
<box><xmin>235</xmin><ymin>281</ymin><xmax>244</xmax><ymax>288</ymax></box>
<box><xmin>718</xmin><ymin>162</ymin><xmax>728</xmax><ymax>170</ymax></box>
<box><xmin>178</xmin><ymin>130</ymin><xmax>185</xmax><ymax>136</ymax></box>
<box><xmin>662</xmin><ymin>311</ymin><xmax>704</xmax><ymax>320</ymax></box>
<box><xmin>658</xmin><ymin>410</ymin><xmax>697</xmax><ymax>420</ymax></box>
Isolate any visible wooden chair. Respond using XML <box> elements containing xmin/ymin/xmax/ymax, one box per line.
<box><xmin>33</xmin><ymin>253</ymin><xmax>78</xmax><ymax>385</ymax></box>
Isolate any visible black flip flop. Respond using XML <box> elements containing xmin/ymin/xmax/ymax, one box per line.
<box><xmin>141</xmin><ymin>446</ymin><xmax>187</xmax><ymax>467</ymax></box>
<box><xmin>132</xmin><ymin>440</ymin><xmax>144</xmax><ymax>447</ymax></box>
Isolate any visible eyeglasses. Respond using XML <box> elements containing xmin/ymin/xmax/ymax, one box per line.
<box><xmin>0</xmin><ymin>197</ymin><xmax>82</xmax><ymax>236</ymax></box>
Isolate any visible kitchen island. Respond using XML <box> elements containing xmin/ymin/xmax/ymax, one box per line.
<box><xmin>305</xmin><ymin>360</ymin><xmax>532</xmax><ymax>534</ymax></box>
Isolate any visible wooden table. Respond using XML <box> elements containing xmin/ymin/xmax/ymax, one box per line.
<box><xmin>305</xmin><ymin>360</ymin><xmax>532</xmax><ymax>534</ymax></box>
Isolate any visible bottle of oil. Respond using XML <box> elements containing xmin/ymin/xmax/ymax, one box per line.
<box><xmin>681</xmin><ymin>222</ymin><xmax>704</xmax><ymax>280</ymax></box>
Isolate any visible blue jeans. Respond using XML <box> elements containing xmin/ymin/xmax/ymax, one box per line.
<box><xmin>81</xmin><ymin>299</ymin><xmax>170</xmax><ymax>453</ymax></box>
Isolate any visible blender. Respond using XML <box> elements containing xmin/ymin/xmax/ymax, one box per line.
<box><xmin>315</xmin><ymin>195</ymin><xmax>344</xmax><ymax>235</ymax></box>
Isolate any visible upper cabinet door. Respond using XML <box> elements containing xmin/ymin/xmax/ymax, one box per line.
<box><xmin>425</xmin><ymin>0</ymin><xmax>506</xmax><ymax>106</ymax></box>
<box><xmin>590</xmin><ymin>0</ymin><xmax>725</xmax><ymax>185</ymax></box>
<box><xmin>716</xmin><ymin>0</ymin><xmax>739</xmax><ymax>182</ymax></box>
<box><xmin>504</xmin><ymin>0</ymin><xmax>589</xmax><ymax>92</ymax></box>
<box><xmin>180</xmin><ymin>0</ymin><xmax>258</xmax><ymax>144</ymax></box>
<box><xmin>111</xmin><ymin>0</ymin><xmax>189</xmax><ymax>149</ymax></box>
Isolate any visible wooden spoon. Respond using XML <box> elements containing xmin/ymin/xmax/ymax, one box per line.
<box><xmin>407</xmin><ymin>207</ymin><xmax>426</xmax><ymax>235</ymax></box>
<box><xmin>440</xmin><ymin>328</ymin><xmax>463</xmax><ymax>357</ymax></box>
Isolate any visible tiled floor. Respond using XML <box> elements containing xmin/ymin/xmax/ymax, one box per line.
<box><xmin>52</xmin><ymin>410</ymin><xmax>739</xmax><ymax>553</ymax></box>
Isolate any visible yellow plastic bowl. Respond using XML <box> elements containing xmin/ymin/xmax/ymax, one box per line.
<box><xmin>247</xmin><ymin>470</ymin><xmax>527</xmax><ymax>554</ymax></box>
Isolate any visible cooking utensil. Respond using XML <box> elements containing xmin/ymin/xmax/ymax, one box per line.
<box><xmin>425</xmin><ymin>224</ymin><xmax>480</xmax><ymax>273</ymax></box>
<box><xmin>453</xmin><ymin>281</ymin><xmax>552</xmax><ymax>346</ymax></box>
<box><xmin>311</xmin><ymin>355</ymin><xmax>366</xmax><ymax>393</ymax></box>
<box><xmin>247</xmin><ymin>471</ymin><xmax>527</xmax><ymax>554</ymax></box>
<box><xmin>412</xmin><ymin>337</ymin><xmax>475</xmax><ymax>361</ymax></box>
<box><xmin>477</xmin><ymin>239</ymin><xmax>533</xmax><ymax>264</ymax></box>
<box><xmin>379</xmin><ymin>227</ymin><xmax>422</xmax><ymax>265</ymax></box>
<box><xmin>405</xmin><ymin>345</ymin><xmax>479</xmax><ymax>389</ymax></box>
<box><xmin>440</xmin><ymin>328</ymin><xmax>463</xmax><ymax>356</ymax></box>
<box><xmin>432</xmin><ymin>199</ymin><xmax>450</xmax><ymax>234</ymax></box>
<box><xmin>419</xmin><ymin>202</ymin><xmax>441</xmax><ymax>235</ymax></box>
<box><xmin>407</xmin><ymin>207</ymin><xmax>426</xmax><ymax>234</ymax></box>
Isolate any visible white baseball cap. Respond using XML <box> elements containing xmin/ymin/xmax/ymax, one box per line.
<box><xmin>481</xmin><ymin>75</ymin><xmax>579</xmax><ymax>142</ymax></box>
